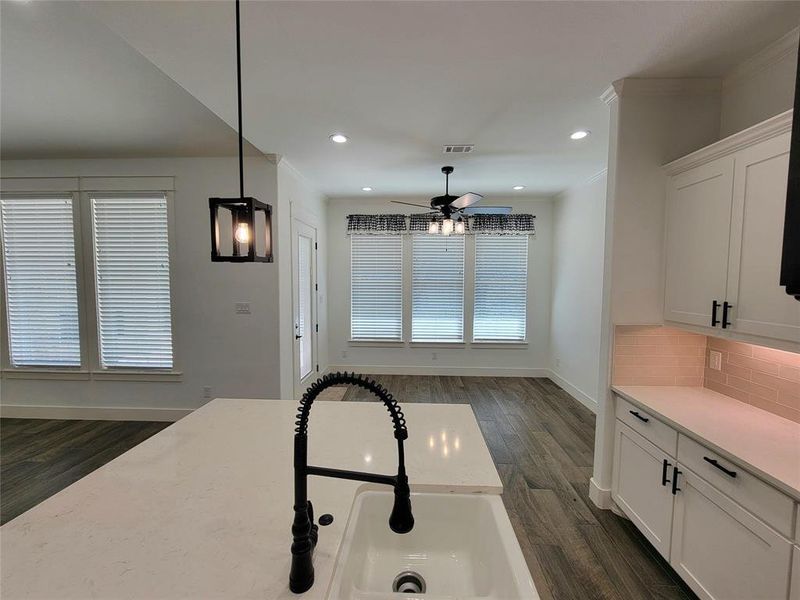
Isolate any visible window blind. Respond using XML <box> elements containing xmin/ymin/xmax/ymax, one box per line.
<box><xmin>91</xmin><ymin>194</ymin><xmax>173</xmax><ymax>369</ymax></box>
<box><xmin>0</xmin><ymin>196</ymin><xmax>82</xmax><ymax>367</ymax></box>
<box><xmin>350</xmin><ymin>235</ymin><xmax>402</xmax><ymax>340</ymax></box>
<box><xmin>474</xmin><ymin>235</ymin><xmax>528</xmax><ymax>341</ymax></box>
<box><xmin>412</xmin><ymin>235</ymin><xmax>464</xmax><ymax>342</ymax></box>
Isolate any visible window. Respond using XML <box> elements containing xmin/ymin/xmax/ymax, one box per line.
<box><xmin>350</xmin><ymin>235</ymin><xmax>402</xmax><ymax>340</ymax></box>
<box><xmin>0</xmin><ymin>196</ymin><xmax>82</xmax><ymax>367</ymax></box>
<box><xmin>473</xmin><ymin>235</ymin><xmax>528</xmax><ymax>341</ymax></box>
<box><xmin>91</xmin><ymin>194</ymin><xmax>174</xmax><ymax>369</ymax></box>
<box><xmin>412</xmin><ymin>235</ymin><xmax>464</xmax><ymax>342</ymax></box>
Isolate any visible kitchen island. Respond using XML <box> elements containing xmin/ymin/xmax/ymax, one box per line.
<box><xmin>1</xmin><ymin>399</ymin><xmax>502</xmax><ymax>599</ymax></box>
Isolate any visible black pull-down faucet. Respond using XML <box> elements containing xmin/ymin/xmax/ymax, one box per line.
<box><xmin>289</xmin><ymin>372</ymin><xmax>414</xmax><ymax>594</ymax></box>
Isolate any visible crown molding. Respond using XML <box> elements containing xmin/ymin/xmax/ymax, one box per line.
<box><xmin>723</xmin><ymin>27</ymin><xmax>799</xmax><ymax>90</ymax></box>
<box><xmin>616</xmin><ymin>78</ymin><xmax>721</xmax><ymax>98</ymax></box>
<box><xmin>600</xmin><ymin>85</ymin><xmax>619</xmax><ymax>105</ymax></box>
<box><xmin>663</xmin><ymin>109</ymin><xmax>792</xmax><ymax>175</ymax></box>
<box><xmin>586</xmin><ymin>168</ymin><xmax>609</xmax><ymax>184</ymax></box>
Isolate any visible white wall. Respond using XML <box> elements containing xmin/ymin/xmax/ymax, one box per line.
<box><xmin>276</xmin><ymin>159</ymin><xmax>328</xmax><ymax>399</ymax></box>
<box><xmin>549</xmin><ymin>171</ymin><xmax>607</xmax><ymax>411</ymax></box>
<box><xmin>0</xmin><ymin>156</ymin><xmax>283</xmax><ymax>417</ymax></box>
<box><xmin>720</xmin><ymin>28</ymin><xmax>798</xmax><ymax>138</ymax></box>
<box><xmin>325</xmin><ymin>197</ymin><xmax>552</xmax><ymax>377</ymax></box>
<box><xmin>591</xmin><ymin>79</ymin><xmax>722</xmax><ymax>507</ymax></box>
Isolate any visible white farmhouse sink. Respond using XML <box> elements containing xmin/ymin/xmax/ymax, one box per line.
<box><xmin>326</xmin><ymin>491</ymin><xmax>539</xmax><ymax>599</ymax></box>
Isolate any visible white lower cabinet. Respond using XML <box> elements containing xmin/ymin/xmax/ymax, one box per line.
<box><xmin>612</xmin><ymin>422</ymin><xmax>674</xmax><ymax>558</ymax></box>
<box><xmin>612</xmin><ymin>398</ymin><xmax>797</xmax><ymax>600</ymax></box>
<box><xmin>670</xmin><ymin>468</ymin><xmax>792</xmax><ymax>600</ymax></box>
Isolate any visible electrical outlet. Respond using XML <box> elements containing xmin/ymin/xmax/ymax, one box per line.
<box><xmin>709</xmin><ymin>350</ymin><xmax>723</xmax><ymax>371</ymax></box>
<box><xmin>203</xmin><ymin>386</ymin><xmax>212</xmax><ymax>399</ymax></box>
<box><xmin>432</xmin><ymin>352</ymin><xmax>438</xmax><ymax>360</ymax></box>
<box><xmin>341</xmin><ymin>350</ymin><xmax>348</xmax><ymax>359</ymax></box>
<box><xmin>235</xmin><ymin>302</ymin><xmax>251</xmax><ymax>315</ymax></box>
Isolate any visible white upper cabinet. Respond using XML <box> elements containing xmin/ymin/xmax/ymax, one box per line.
<box><xmin>664</xmin><ymin>156</ymin><xmax>734</xmax><ymax>328</ymax></box>
<box><xmin>727</xmin><ymin>132</ymin><xmax>800</xmax><ymax>343</ymax></box>
<box><xmin>663</xmin><ymin>110</ymin><xmax>799</xmax><ymax>347</ymax></box>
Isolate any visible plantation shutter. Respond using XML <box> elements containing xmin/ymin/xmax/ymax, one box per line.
<box><xmin>473</xmin><ymin>235</ymin><xmax>528</xmax><ymax>341</ymax></box>
<box><xmin>0</xmin><ymin>196</ymin><xmax>82</xmax><ymax>367</ymax></box>
<box><xmin>412</xmin><ymin>235</ymin><xmax>464</xmax><ymax>342</ymax></box>
<box><xmin>91</xmin><ymin>194</ymin><xmax>174</xmax><ymax>368</ymax></box>
<box><xmin>350</xmin><ymin>235</ymin><xmax>403</xmax><ymax>340</ymax></box>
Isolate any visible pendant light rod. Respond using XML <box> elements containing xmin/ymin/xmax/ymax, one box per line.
<box><xmin>235</xmin><ymin>0</ymin><xmax>244</xmax><ymax>200</ymax></box>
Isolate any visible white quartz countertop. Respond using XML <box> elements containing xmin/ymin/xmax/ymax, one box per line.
<box><xmin>1</xmin><ymin>399</ymin><xmax>501</xmax><ymax>599</ymax></box>
<box><xmin>612</xmin><ymin>386</ymin><xmax>800</xmax><ymax>500</ymax></box>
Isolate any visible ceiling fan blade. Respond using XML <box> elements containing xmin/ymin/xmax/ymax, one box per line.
<box><xmin>390</xmin><ymin>200</ymin><xmax>431</xmax><ymax>208</ymax></box>
<box><xmin>449</xmin><ymin>192</ymin><xmax>483</xmax><ymax>209</ymax></box>
<box><xmin>463</xmin><ymin>206</ymin><xmax>512</xmax><ymax>215</ymax></box>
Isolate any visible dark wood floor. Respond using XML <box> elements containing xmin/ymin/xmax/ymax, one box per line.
<box><xmin>0</xmin><ymin>418</ymin><xmax>169</xmax><ymax>524</ymax></box>
<box><xmin>344</xmin><ymin>376</ymin><xmax>697</xmax><ymax>600</ymax></box>
<box><xmin>0</xmin><ymin>377</ymin><xmax>697</xmax><ymax>599</ymax></box>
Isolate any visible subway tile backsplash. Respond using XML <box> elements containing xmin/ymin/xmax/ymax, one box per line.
<box><xmin>704</xmin><ymin>337</ymin><xmax>800</xmax><ymax>424</ymax></box>
<box><xmin>612</xmin><ymin>325</ymin><xmax>706</xmax><ymax>386</ymax></box>
<box><xmin>612</xmin><ymin>324</ymin><xmax>800</xmax><ymax>424</ymax></box>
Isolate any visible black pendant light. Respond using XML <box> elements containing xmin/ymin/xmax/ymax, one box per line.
<box><xmin>209</xmin><ymin>0</ymin><xmax>273</xmax><ymax>263</ymax></box>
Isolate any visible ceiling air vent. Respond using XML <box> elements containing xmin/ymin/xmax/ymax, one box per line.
<box><xmin>443</xmin><ymin>144</ymin><xmax>474</xmax><ymax>154</ymax></box>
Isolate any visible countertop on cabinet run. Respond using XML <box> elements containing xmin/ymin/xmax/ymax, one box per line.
<box><xmin>612</xmin><ymin>385</ymin><xmax>800</xmax><ymax>500</ymax></box>
<box><xmin>1</xmin><ymin>399</ymin><xmax>501</xmax><ymax>599</ymax></box>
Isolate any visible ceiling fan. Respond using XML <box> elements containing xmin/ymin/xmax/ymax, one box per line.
<box><xmin>391</xmin><ymin>166</ymin><xmax>484</xmax><ymax>218</ymax></box>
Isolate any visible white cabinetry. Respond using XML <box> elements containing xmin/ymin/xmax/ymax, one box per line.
<box><xmin>664</xmin><ymin>111</ymin><xmax>800</xmax><ymax>347</ymax></box>
<box><xmin>670</xmin><ymin>468</ymin><xmax>792</xmax><ymax>600</ymax></box>
<box><xmin>612</xmin><ymin>393</ymin><xmax>796</xmax><ymax>600</ymax></box>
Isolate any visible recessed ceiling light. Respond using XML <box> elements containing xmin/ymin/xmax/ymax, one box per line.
<box><xmin>361</xmin><ymin>187</ymin><xmax>373</xmax><ymax>192</ymax></box>
<box><xmin>513</xmin><ymin>185</ymin><xmax>525</xmax><ymax>191</ymax></box>
<box><xmin>329</xmin><ymin>133</ymin><xmax>348</xmax><ymax>144</ymax></box>
<box><xmin>570</xmin><ymin>130</ymin><xmax>590</xmax><ymax>140</ymax></box>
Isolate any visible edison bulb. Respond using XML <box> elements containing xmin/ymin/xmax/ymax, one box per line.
<box><xmin>234</xmin><ymin>222</ymin><xmax>251</xmax><ymax>244</ymax></box>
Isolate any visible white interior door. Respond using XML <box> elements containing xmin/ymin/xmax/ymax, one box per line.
<box><xmin>292</xmin><ymin>220</ymin><xmax>317</xmax><ymax>397</ymax></box>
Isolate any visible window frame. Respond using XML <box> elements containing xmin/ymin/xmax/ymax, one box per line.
<box><xmin>80</xmin><ymin>189</ymin><xmax>180</xmax><ymax>380</ymax></box>
<box><xmin>0</xmin><ymin>178</ymin><xmax>180</xmax><ymax>381</ymax></box>
<box><xmin>349</xmin><ymin>233</ymin><xmax>405</xmax><ymax>343</ymax></box>
<box><xmin>0</xmin><ymin>190</ymin><xmax>91</xmax><ymax>377</ymax></box>
<box><xmin>472</xmin><ymin>234</ymin><xmax>530</xmax><ymax>344</ymax></box>
<box><xmin>410</xmin><ymin>233</ymin><xmax>466</xmax><ymax>344</ymax></box>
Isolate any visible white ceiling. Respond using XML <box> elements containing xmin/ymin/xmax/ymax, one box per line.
<box><xmin>0</xmin><ymin>0</ymin><xmax>259</xmax><ymax>159</ymax></box>
<box><xmin>4</xmin><ymin>1</ymin><xmax>800</xmax><ymax>197</ymax></box>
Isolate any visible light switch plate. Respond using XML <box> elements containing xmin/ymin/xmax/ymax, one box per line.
<box><xmin>235</xmin><ymin>302</ymin><xmax>251</xmax><ymax>315</ymax></box>
<box><xmin>709</xmin><ymin>350</ymin><xmax>722</xmax><ymax>371</ymax></box>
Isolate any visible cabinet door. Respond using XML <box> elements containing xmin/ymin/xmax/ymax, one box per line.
<box><xmin>612</xmin><ymin>421</ymin><xmax>675</xmax><ymax>558</ymax></box>
<box><xmin>727</xmin><ymin>132</ymin><xmax>800</xmax><ymax>344</ymax></box>
<box><xmin>670</xmin><ymin>467</ymin><xmax>792</xmax><ymax>600</ymax></box>
<box><xmin>665</xmin><ymin>156</ymin><xmax>735</xmax><ymax>328</ymax></box>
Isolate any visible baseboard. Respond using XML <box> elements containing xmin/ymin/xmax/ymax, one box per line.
<box><xmin>0</xmin><ymin>404</ymin><xmax>191</xmax><ymax>422</ymax></box>
<box><xmin>546</xmin><ymin>370</ymin><xmax>598</xmax><ymax>413</ymax></box>
<box><xmin>324</xmin><ymin>365</ymin><xmax>551</xmax><ymax>377</ymax></box>
<box><xmin>589</xmin><ymin>477</ymin><xmax>613</xmax><ymax>509</ymax></box>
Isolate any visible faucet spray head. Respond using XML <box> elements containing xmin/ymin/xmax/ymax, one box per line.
<box><xmin>389</xmin><ymin>473</ymin><xmax>414</xmax><ymax>534</ymax></box>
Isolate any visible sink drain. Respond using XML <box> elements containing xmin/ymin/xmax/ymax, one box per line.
<box><xmin>392</xmin><ymin>571</ymin><xmax>426</xmax><ymax>594</ymax></box>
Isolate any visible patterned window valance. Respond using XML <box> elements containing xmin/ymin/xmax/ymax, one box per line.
<box><xmin>346</xmin><ymin>214</ymin><xmax>407</xmax><ymax>235</ymax></box>
<box><xmin>408</xmin><ymin>213</ymin><xmax>470</xmax><ymax>233</ymax></box>
<box><xmin>471</xmin><ymin>214</ymin><xmax>536</xmax><ymax>235</ymax></box>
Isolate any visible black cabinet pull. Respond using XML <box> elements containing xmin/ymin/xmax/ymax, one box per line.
<box><xmin>629</xmin><ymin>410</ymin><xmax>649</xmax><ymax>423</ymax></box>
<box><xmin>661</xmin><ymin>459</ymin><xmax>672</xmax><ymax>486</ymax></box>
<box><xmin>703</xmin><ymin>456</ymin><xmax>737</xmax><ymax>478</ymax></box>
<box><xmin>711</xmin><ymin>300</ymin><xmax>720</xmax><ymax>327</ymax></box>
<box><xmin>722</xmin><ymin>301</ymin><xmax>733</xmax><ymax>329</ymax></box>
<box><xmin>671</xmin><ymin>466</ymin><xmax>682</xmax><ymax>495</ymax></box>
